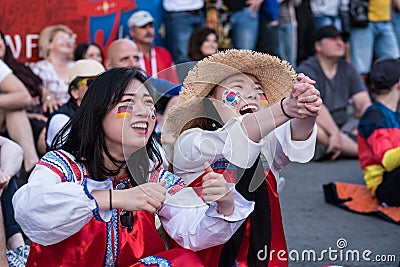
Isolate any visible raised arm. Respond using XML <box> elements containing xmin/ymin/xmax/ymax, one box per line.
<box><xmin>241</xmin><ymin>75</ymin><xmax>321</xmax><ymax>142</ymax></box>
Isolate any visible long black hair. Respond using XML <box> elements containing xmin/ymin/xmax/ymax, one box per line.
<box><xmin>52</xmin><ymin>67</ymin><xmax>163</xmax><ymax>183</ymax></box>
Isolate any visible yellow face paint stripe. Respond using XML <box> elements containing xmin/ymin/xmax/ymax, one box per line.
<box><xmin>117</xmin><ymin>105</ymin><xmax>133</xmax><ymax>119</ymax></box>
<box><xmin>116</xmin><ymin>113</ymin><xmax>132</xmax><ymax>119</ymax></box>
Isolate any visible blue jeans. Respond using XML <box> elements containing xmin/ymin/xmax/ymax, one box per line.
<box><xmin>163</xmin><ymin>9</ymin><xmax>205</xmax><ymax>64</ymax></box>
<box><xmin>350</xmin><ymin>21</ymin><xmax>400</xmax><ymax>73</ymax></box>
<box><xmin>278</xmin><ymin>22</ymin><xmax>295</xmax><ymax>67</ymax></box>
<box><xmin>392</xmin><ymin>10</ymin><xmax>400</xmax><ymax>49</ymax></box>
<box><xmin>313</xmin><ymin>15</ymin><xmax>342</xmax><ymax>30</ymax></box>
<box><xmin>230</xmin><ymin>7</ymin><xmax>259</xmax><ymax>50</ymax></box>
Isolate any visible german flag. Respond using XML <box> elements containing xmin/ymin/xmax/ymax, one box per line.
<box><xmin>117</xmin><ymin>105</ymin><xmax>133</xmax><ymax>118</ymax></box>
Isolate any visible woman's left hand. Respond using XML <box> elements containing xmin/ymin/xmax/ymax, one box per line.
<box><xmin>202</xmin><ymin>162</ymin><xmax>234</xmax><ymax>216</ymax></box>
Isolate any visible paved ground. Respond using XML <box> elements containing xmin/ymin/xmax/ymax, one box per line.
<box><xmin>279</xmin><ymin>159</ymin><xmax>400</xmax><ymax>267</ymax></box>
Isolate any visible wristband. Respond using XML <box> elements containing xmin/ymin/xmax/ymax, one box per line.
<box><xmin>280</xmin><ymin>97</ymin><xmax>294</xmax><ymax>119</ymax></box>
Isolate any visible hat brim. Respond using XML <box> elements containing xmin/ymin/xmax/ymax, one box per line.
<box><xmin>162</xmin><ymin>49</ymin><xmax>296</xmax><ymax>150</ymax></box>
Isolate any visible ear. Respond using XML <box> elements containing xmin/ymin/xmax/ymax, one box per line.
<box><xmin>105</xmin><ymin>59</ymin><xmax>111</xmax><ymax>70</ymax></box>
<box><xmin>314</xmin><ymin>42</ymin><xmax>321</xmax><ymax>52</ymax></box>
<box><xmin>129</xmin><ymin>28</ymin><xmax>136</xmax><ymax>39</ymax></box>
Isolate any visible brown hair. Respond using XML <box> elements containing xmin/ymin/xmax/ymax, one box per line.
<box><xmin>188</xmin><ymin>27</ymin><xmax>217</xmax><ymax>61</ymax></box>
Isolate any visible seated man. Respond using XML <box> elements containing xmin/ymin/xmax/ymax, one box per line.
<box><xmin>297</xmin><ymin>25</ymin><xmax>371</xmax><ymax>160</ymax></box>
<box><xmin>358</xmin><ymin>57</ymin><xmax>400</xmax><ymax>207</ymax></box>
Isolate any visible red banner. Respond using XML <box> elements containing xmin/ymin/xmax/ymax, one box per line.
<box><xmin>0</xmin><ymin>0</ymin><xmax>140</xmax><ymax>62</ymax></box>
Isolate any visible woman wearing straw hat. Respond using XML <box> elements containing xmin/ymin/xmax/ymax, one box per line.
<box><xmin>162</xmin><ymin>49</ymin><xmax>322</xmax><ymax>267</ymax></box>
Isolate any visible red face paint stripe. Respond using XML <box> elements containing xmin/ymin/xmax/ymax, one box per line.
<box><xmin>117</xmin><ymin>105</ymin><xmax>133</xmax><ymax>114</ymax></box>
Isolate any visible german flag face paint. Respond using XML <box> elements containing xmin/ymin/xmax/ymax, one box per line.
<box><xmin>116</xmin><ymin>105</ymin><xmax>133</xmax><ymax>119</ymax></box>
<box><xmin>258</xmin><ymin>92</ymin><xmax>269</xmax><ymax>107</ymax></box>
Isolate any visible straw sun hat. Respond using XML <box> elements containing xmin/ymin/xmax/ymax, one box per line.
<box><xmin>162</xmin><ymin>49</ymin><xmax>297</xmax><ymax>147</ymax></box>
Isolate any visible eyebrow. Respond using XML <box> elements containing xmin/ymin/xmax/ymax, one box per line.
<box><xmin>229</xmin><ymin>79</ymin><xmax>245</xmax><ymax>84</ymax></box>
<box><xmin>122</xmin><ymin>92</ymin><xmax>152</xmax><ymax>98</ymax></box>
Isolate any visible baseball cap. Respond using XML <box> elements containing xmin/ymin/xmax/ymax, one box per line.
<box><xmin>370</xmin><ymin>57</ymin><xmax>400</xmax><ymax>92</ymax></box>
<box><xmin>128</xmin><ymin>10</ymin><xmax>154</xmax><ymax>28</ymax></box>
<box><xmin>69</xmin><ymin>59</ymin><xmax>105</xmax><ymax>84</ymax></box>
<box><xmin>313</xmin><ymin>25</ymin><xmax>350</xmax><ymax>43</ymax></box>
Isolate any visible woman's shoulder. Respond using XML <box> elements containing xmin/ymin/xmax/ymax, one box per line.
<box><xmin>39</xmin><ymin>150</ymin><xmax>88</xmax><ymax>181</ymax></box>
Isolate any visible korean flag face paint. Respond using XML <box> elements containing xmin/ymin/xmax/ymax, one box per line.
<box><xmin>116</xmin><ymin>105</ymin><xmax>133</xmax><ymax>119</ymax></box>
<box><xmin>222</xmin><ymin>90</ymin><xmax>241</xmax><ymax>108</ymax></box>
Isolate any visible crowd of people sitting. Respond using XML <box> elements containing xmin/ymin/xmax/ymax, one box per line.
<box><xmin>0</xmin><ymin>1</ymin><xmax>400</xmax><ymax>265</ymax></box>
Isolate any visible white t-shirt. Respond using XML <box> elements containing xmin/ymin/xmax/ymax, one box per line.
<box><xmin>0</xmin><ymin>60</ymin><xmax>12</xmax><ymax>83</ymax></box>
<box><xmin>163</xmin><ymin>0</ymin><xmax>204</xmax><ymax>12</ymax></box>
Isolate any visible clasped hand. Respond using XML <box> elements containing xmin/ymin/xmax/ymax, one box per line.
<box><xmin>285</xmin><ymin>73</ymin><xmax>322</xmax><ymax>119</ymax></box>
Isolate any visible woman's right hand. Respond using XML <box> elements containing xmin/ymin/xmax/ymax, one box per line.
<box><xmin>42</xmin><ymin>94</ymin><xmax>61</xmax><ymax>115</ymax></box>
<box><xmin>41</xmin><ymin>86</ymin><xmax>61</xmax><ymax>114</ymax></box>
<box><xmin>117</xmin><ymin>181</ymin><xmax>167</xmax><ymax>214</ymax></box>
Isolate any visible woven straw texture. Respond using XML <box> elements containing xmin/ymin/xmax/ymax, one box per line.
<box><xmin>162</xmin><ymin>49</ymin><xmax>297</xmax><ymax>148</ymax></box>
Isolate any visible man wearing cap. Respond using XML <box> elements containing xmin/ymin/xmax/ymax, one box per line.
<box><xmin>127</xmin><ymin>10</ymin><xmax>179</xmax><ymax>84</ymax></box>
<box><xmin>46</xmin><ymin>59</ymin><xmax>105</xmax><ymax>149</ymax></box>
<box><xmin>358</xmin><ymin>57</ymin><xmax>400</xmax><ymax>206</ymax></box>
<box><xmin>297</xmin><ymin>25</ymin><xmax>371</xmax><ymax>160</ymax></box>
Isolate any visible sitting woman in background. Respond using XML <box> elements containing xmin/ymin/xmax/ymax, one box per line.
<box><xmin>74</xmin><ymin>41</ymin><xmax>104</xmax><ymax>64</ymax></box>
<box><xmin>30</xmin><ymin>24</ymin><xmax>76</xmax><ymax>115</ymax></box>
<box><xmin>177</xmin><ymin>27</ymin><xmax>218</xmax><ymax>83</ymax></box>
<box><xmin>188</xmin><ymin>27</ymin><xmax>218</xmax><ymax>61</ymax></box>
<box><xmin>0</xmin><ymin>59</ymin><xmax>39</xmax><ymax>187</ymax></box>
<box><xmin>0</xmin><ymin>30</ymin><xmax>47</xmax><ymax>156</ymax></box>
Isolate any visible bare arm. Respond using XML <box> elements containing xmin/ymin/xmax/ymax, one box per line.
<box><xmin>0</xmin><ymin>208</ymin><xmax>7</xmax><ymax>267</ymax></box>
<box><xmin>243</xmin><ymin>75</ymin><xmax>321</xmax><ymax>142</ymax></box>
<box><xmin>0</xmin><ymin>73</ymin><xmax>31</xmax><ymax>110</ymax></box>
<box><xmin>352</xmin><ymin>91</ymin><xmax>371</xmax><ymax>118</ymax></box>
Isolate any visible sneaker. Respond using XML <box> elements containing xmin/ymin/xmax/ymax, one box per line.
<box><xmin>14</xmin><ymin>244</ymin><xmax>30</xmax><ymax>264</ymax></box>
<box><xmin>6</xmin><ymin>249</ymin><xmax>25</xmax><ymax>267</ymax></box>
